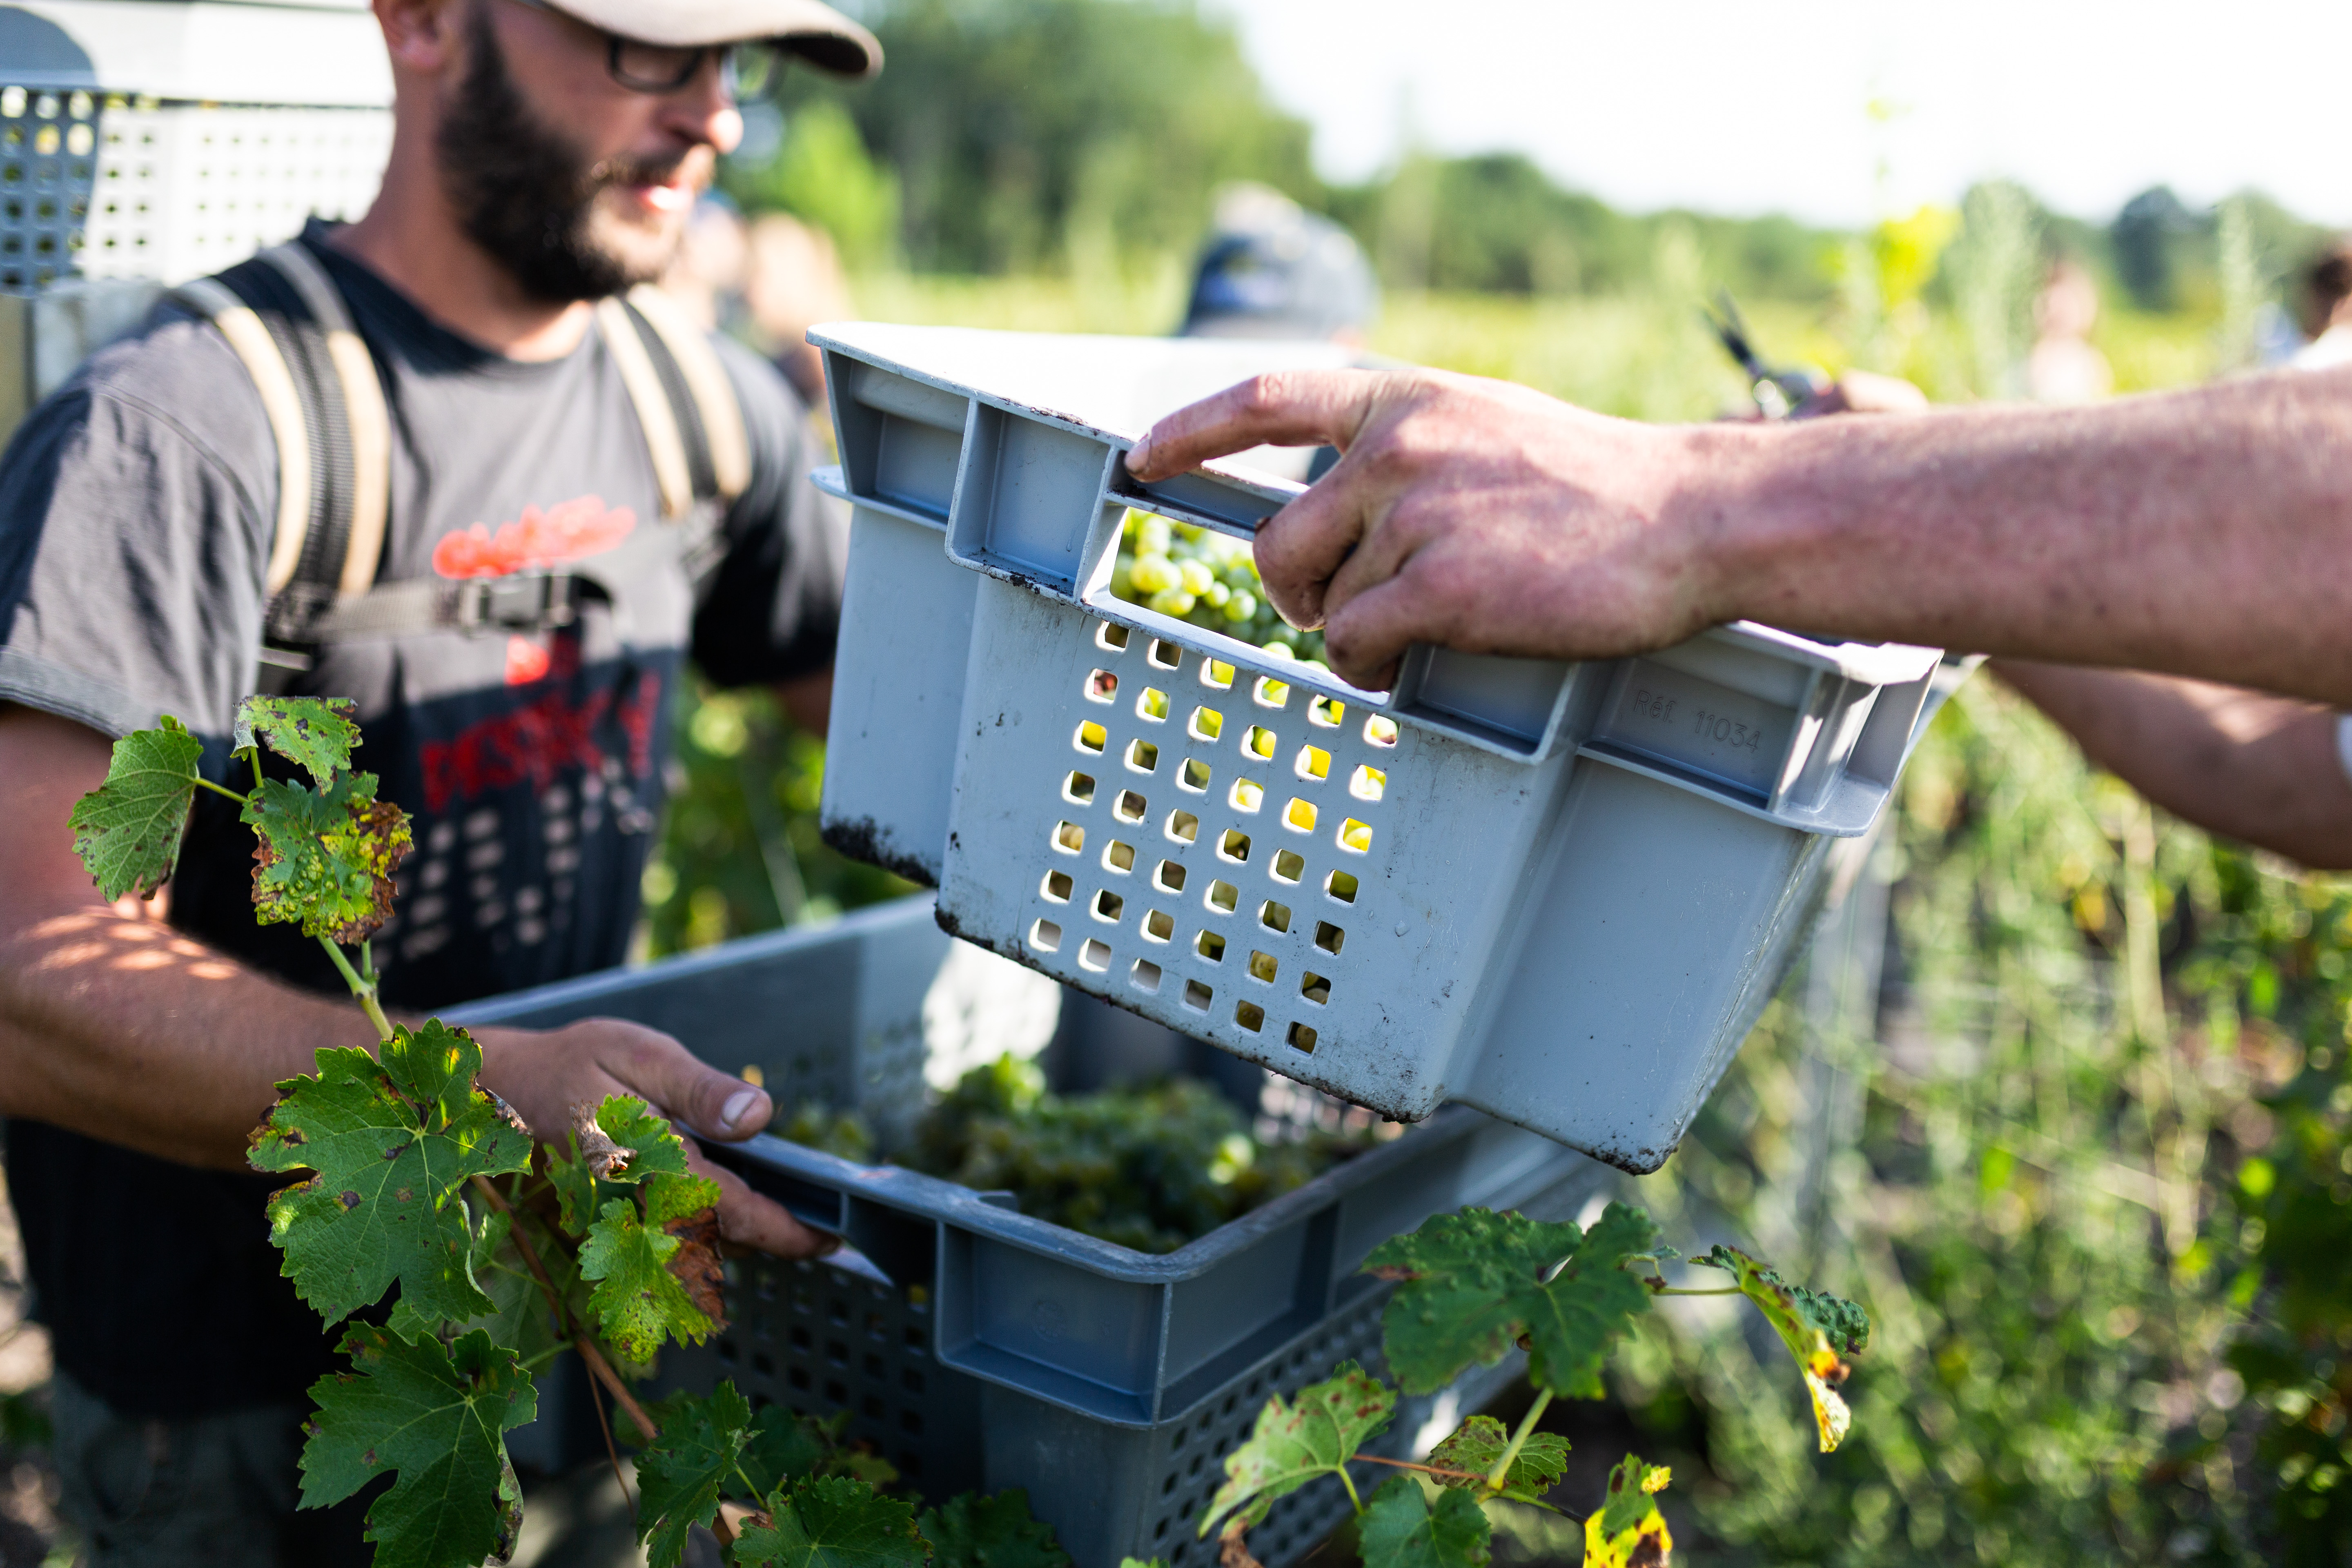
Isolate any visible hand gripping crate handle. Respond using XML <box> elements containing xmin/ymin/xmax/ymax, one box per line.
<box><xmin>1106</xmin><ymin>452</ymin><xmax>1301</xmax><ymax>544</ymax></box>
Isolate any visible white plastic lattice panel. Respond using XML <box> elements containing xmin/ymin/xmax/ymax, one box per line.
<box><xmin>0</xmin><ymin>84</ymin><xmax>98</xmax><ymax>290</ymax></box>
<box><xmin>80</xmin><ymin>101</ymin><xmax>388</xmax><ymax>284</ymax></box>
<box><xmin>937</xmin><ymin>581</ymin><xmax>1576</xmax><ymax>1123</ymax></box>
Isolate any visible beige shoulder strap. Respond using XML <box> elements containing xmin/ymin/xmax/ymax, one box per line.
<box><xmin>257</xmin><ymin>242</ymin><xmax>391</xmax><ymax>599</ymax></box>
<box><xmin>595</xmin><ymin>294</ymin><xmax>695</xmax><ymax>521</ymax></box>
<box><xmin>171</xmin><ymin>276</ymin><xmax>312</xmax><ymax>597</ymax></box>
<box><xmin>623</xmin><ymin>283</ymin><xmax>751</xmax><ymax>501</ymax></box>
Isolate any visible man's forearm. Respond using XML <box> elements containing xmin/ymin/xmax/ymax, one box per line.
<box><xmin>0</xmin><ymin>902</ymin><xmax>385</xmax><ymax>1168</ymax></box>
<box><xmin>1989</xmin><ymin>662</ymin><xmax>2352</xmax><ymax>868</ymax></box>
<box><xmin>1700</xmin><ymin>367</ymin><xmax>2352</xmax><ymax>704</ymax></box>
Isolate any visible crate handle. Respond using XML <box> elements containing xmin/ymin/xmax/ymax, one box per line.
<box><xmin>1106</xmin><ymin>454</ymin><xmax>1300</xmax><ymax>543</ymax></box>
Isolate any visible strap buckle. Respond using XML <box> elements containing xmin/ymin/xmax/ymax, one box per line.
<box><xmin>452</xmin><ymin>570</ymin><xmax>578</xmax><ymax>636</ymax></box>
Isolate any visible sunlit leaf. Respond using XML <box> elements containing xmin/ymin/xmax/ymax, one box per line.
<box><xmin>1581</xmin><ymin>1454</ymin><xmax>1671</xmax><ymax>1568</ymax></box>
<box><xmin>243</xmin><ymin>771</ymin><xmax>413</xmax><ymax>942</ymax></box>
<box><xmin>1366</xmin><ymin>1205</ymin><xmax>1660</xmax><ymax>1399</ymax></box>
<box><xmin>1358</xmin><ymin>1475</ymin><xmax>1490</xmax><ymax>1568</ymax></box>
<box><xmin>299</xmin><ymin>1324</ymin><xmax>536</xmax><ymax>1568</ymax></box>
<box><xmin>579</xmin><ymin>1198</ymin><xmax>718</xmax><ymax>1361</ymax></box>
<box><xmin>248</xmin><ymin>1022</ymin><xmax>534</xmax><ymax>1325</ymax></box>
<box><xmin>1425</xmin><ymin>1414</ymin><xmax>1570</xmax><ymax>1501</ymax></box>
<box><xmin>1692</xmin><ymin>1245</ymin><xmax>1867</xmax><ymax>1452</ymax></box>
<box><xmin>234</xmin><ymin>695</ymin><xmax>360</xmax><ymax>785</ymax></box>
<box><xmin>1198</xmin><ymin>1361</ymin><xmax>1393</xmax><ymax>1535</ymax></box>
<box><xmin>68</xmin><ymin>716</ymin><xmax>202</xmax><ymax>900</ymax></box>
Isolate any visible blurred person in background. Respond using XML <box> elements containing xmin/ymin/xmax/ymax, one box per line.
<box><xmin>2027</xmin><ymin>256</ymin><xmax>2114</xmax><ymax>404</ymax></box>
<box><xmin>746</xmin><ymin>210</ymin><xmax>857</xmax><ymax>407</ymax></box>
<box><xmin>2294</xmin><ymin>238</ymin><xmax>2352</xmax><ymax>370</ymax></box>
<box><xmin>1178</xmin><ymin>184</ymin><xmax>1377</xmax><ymax>484</ymax></box>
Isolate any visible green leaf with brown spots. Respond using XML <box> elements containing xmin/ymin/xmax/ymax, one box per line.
<box><xmin>299</xmin><ymin>1323</ymin><xmax>536</xmax><ymax>1568</ymax></box>
<box><xmin>1198</xmin><ymin>1360</ymin><xmax>1394</xmax><ymax>1536</ymax></box>
<box><xmin>1365</xmin><ymin>1205</ymin><xmax>1660</xmax><ymax>1400</ymax></box>
<box><xmin>68</xmin><ymin>715</ymin><xmax>204</xmax><ymax>900</ymax></box>
<box><xmin>1426</xmin><ymin>1414</ymin><xmax>1570</xmax><ymax>1502</ymax></box>
<box><xmin>1691</xmin><ymin>1245</ymin><xmax>1868</xmax><ymax>1452</ymax></box>
<box><xmin>242</xmin><ymin>771</ymin><xmax>412</xmax><ymax>942</ymax></box>
<box><xmin>579</xmin><ymin>1196</ymin><xmax>719</xmax><ymax>1361</ymax></box>
<box><xmin>234</xmin><ymin>695</ymin><xmax>360</xmax><ymax>785</ymax></box>
<box><xmin>1581</xmin><ymin>1454</ymin><xmax>1671</xmax><ymax>1568</ymax></box>
<box><xmin>249</xmin><ymin>1020</ymin><xmax>534</xmax><ymax>1326</ymax></box>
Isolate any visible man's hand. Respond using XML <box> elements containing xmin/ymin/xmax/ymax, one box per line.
<box><xmin>474</xmin><ymin>1017</ymin><xmax>835</xmax><ymax>1261</ymax></box>
<box><xmin>1124</xmin><ymin>368</ymin><xmax>1719</xmax><ymax>690</ymax></box>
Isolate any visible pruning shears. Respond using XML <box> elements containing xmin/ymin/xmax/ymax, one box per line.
<box><xmin>1702</xmin><ymin>290</ymin><xmax>1829</xmax><ymax>420</ymax></box>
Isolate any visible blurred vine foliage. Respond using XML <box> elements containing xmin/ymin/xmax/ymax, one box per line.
<box><xmin>638</xmin><ymin>678</ymin><xmax>911</xmax><ymax>958</ymax></box>
<box><xmin>1608</xmin><ymin>677</ymin><xmax>2352</xmax><ymax>1564</ymax></box>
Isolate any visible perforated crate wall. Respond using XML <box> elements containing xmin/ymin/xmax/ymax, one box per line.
<box><xmin>0</xmin><ymin>83</ymin><xmax>97</xmax><ymax>291</ymax></box>
<box><xmin>1018</xmin><ymin>618</ymin><xmax>1397</xmax><ymax>1066</ymax></box>
<box><xmin>81</xmin><ymin>100</ymin><xmax>389</xmax><ymax>284</ymax></box>
<box><xmin>0</xmin><ymin>84</ymin><xmax>389</xmax><ymax>290</ymax></box>
<box><xmin>696</xmin><ymin>1255</ymin><xmax>1473</xmax><ymax>1568</ymax></box>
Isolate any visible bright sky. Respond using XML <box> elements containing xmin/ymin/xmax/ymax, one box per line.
<box><xmin>1224</xmin><ymin>0</ymin><xmax>2352</xmax><ymax>229</ymax></box>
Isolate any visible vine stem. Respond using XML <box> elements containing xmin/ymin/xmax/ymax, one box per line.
<box><xmin>1485</xmin><ymin>1389</ymin><xmax>1552</xmax><ymax>1493</ymax></box>
<box><xmin>192</xmin><ymin>776</ymin><xmax>251</xmax><ymax>806</ymax></box>
<box><xmin>317</xmin><ymin>937</ymin><xmax>393</xmax><ymax>1042</ymax></box>
<box><xmin>466</xmin><ymin>1174</ymin><xmax>659</xmax><ymax>1443</ymax></box>
<box><xmin>1649</xmin><ymin>1285</ymin><xmax>1742</xmax><ymax>1297</ymax></box>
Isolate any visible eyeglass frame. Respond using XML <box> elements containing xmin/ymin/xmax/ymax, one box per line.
<box><xmin>501</xmin><ymin>0</ymin><xmax>782</xmax><ymax>98</ymax></box>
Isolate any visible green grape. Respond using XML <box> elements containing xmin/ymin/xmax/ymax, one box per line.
<box><xmin>1136</xmin><ymin>514</ymin><xmax>1173</xmax><ymax>557</ymax></box>
<box><xmin>1178</xmin><ymin>559</ymin><xmax>1215</xmax><ymax>596</ymax></box>
<box><xmin>1223</xmin><ymin>590</ymin><xmax>1257</xmax><ymax>623</ymax></box>
<box><xmin>1129</xmin><ymin>555</ymin><xmax>1180</xmax><ymax>595</ymax></box>
<box><xmin>1203</xmin><ymin>581</ymin><xmax>1231</xmax><ymax>609</ymax></box>
<box><xmin>1147</xmin><ymin>588</ymin><xmax>1196</xmax><ymax>617</ymax></box>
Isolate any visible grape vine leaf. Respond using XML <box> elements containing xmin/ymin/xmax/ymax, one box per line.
<box><xmin>635</xmin><ymin>1383</ymin><xmax>758</xmax><ymax>1568</ymax></box>
<box><xmin>249</xmin><ymin>1022</ymin><xmax>535</xmax><ymax>1325</ymax></box>
<box><xmin>233</xmin><ymin>695</ymin><xmax>360</xmax><ymax>785</ymax></box>
<box><xmin>1116</xmin><ymin>1561</ymin><xmax>1169</xmax><ymax>1568</ymax></box>
<box><xmin>1198</xmin><ymin>1361</ymin><xmax>1394</xmax><ymax>1535</ymax></box>
<box><xmin>1358</xmin><ymin>1475</ymin><xmax>1491</xmax><ymax>1568</ymax></box>
<box><xmin>586</xmin><ymin>1096</ymin><xmax>697</xmax><ymax>1182</ymax></box>
<box><xmin>1365</xmin><ymin>1205</ymin><xmax>1661</xmax><ymax>1399</ymax></box>
<box><xmin>919</xmin><ymin>1489</ymin><xmax>1071</xmax><ymax>1568</ymax></box>
<box><xmin>300</xmin><ymin>1324</ymin><xmax>537</xmax><ymax>1568</ymax></box>
<box><xmin>733</xmin><ymin>1475</ymin><xmax>930</xmax><ymax>1568</ymax></box>
<box><xmin>579</xmin><ymin>1197</ymin><xmax>719</xmax><ymax>1361</ymax></box>
<box><xmin>1692</xmin><ymin>1245</ymin><xmax>1867</xmax><ymax>1452</ymax></box>
<box><xmin>1425</xmin><ymin>1415</ymin><xmax>1570</xmax><ymax>1502</ymax></box>
<box><xmin>68</xmin><ymin>716</ymin><xmax>203</xmax><ymax>900</ymax></box>
<box><xmin>243</xmin><ymin>772</ymin><xmax>413</xmax><ymax>942</ymax></box>
<box><xmin>1580</xmin><ymin>1455</ymin><xmax>1671</xmax><ymax>1568</ymax></box>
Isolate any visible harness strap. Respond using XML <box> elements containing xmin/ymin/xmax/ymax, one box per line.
<box><xmin>170</xmin><ymin>276</ymin><xmax>313</xmax><ymax>599</ymax></box>
<box><xmin>261</xmin><ymin>243</ymin><xmax>392</xmax><ymax>600</ymax></box>
<box><xmin>623</xmin><ymin>283</ymin><xmax>750</xmax><ymax>501</ymax></box>
<box><xmin>594</xmin><ymin>294</ymin><xmax>695</xmax><ymax>521</ymax></box>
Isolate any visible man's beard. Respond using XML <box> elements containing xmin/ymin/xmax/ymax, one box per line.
<box><xmin>437</xmin><ymin>2</ymin><xmax>686</xmax><ymax>304</ymax></box>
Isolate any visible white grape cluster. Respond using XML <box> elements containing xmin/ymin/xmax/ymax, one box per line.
<box><xmin>1109</xmin><ymin>509</ymin><xmax>1329</xmax><ymax>667</ymax></box>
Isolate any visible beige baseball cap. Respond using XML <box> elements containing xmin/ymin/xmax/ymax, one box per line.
<box><xmin>550</xmin><ymin>0</ymin><xmax>882</xmax><ymax>76</ymax></box>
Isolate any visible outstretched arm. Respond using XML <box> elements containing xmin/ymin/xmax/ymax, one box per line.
<box><xmin>1991</xmin><ymin>664</ymin><xmax>2352</xmax><ymax>868</ymax></box>
<box><xmin>0</xmin><ymin>703</ymin><xmax>830</xmax><ymax>1258</ymax></box>
<box><xmin>1123</xmin><ymin>365</ymin><xmax>2352</xmax><ymax>704</ymax></box>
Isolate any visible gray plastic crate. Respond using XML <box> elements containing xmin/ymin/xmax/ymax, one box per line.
<box><xmin>454</xmin><ymin>895</ymin><xmax>1604</xmax><ymax>1568</ymax></box>
<box><xmin>809</xmin><ymin>323</ymin><xmax>1942</xmax><ymax>1171</ymax></box>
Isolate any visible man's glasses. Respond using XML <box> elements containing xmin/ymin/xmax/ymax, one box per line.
<box><xmin>505</xmin><ymin>0</ymin><xmax>782</xmax><ymax>98</ymax></box>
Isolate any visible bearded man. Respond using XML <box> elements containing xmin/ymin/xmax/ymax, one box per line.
<box><xmin>0</xmin><ymin>1</ymin><xmax>877</xmax><ymax>1559</ymax></box>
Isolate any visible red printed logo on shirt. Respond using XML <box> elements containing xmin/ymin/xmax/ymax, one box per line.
<box><xmin>432</xmin><ymin>494</ymin><xmax>637</xmax><ymax>579</ymax></box>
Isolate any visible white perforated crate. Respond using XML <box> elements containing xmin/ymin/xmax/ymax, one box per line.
<box><xmin>813</xmin><ymin>324</ymin><xmax>1942</xmax><ymax>1169</ymax></box>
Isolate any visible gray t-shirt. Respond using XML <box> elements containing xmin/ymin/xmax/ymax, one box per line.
<box><xmin>0</xmin><ymin>224</ymin><xmax>846</xmax><ymax>1414</ymax></box>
